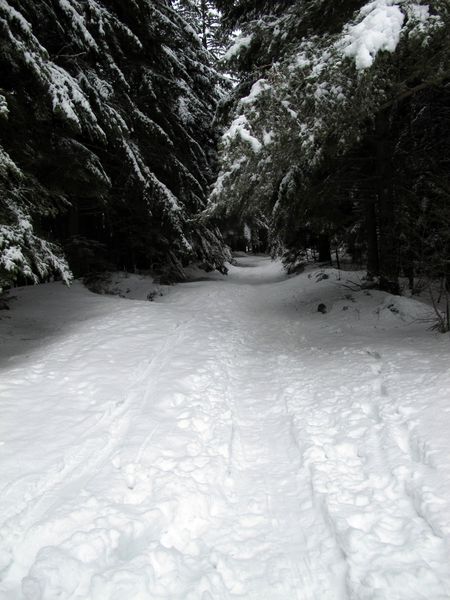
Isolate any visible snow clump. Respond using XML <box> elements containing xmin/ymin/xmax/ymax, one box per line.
<box><xmin>342</xmin><ymin>0</ymin><xmax>405</xmax><ymax>70</ymax></box>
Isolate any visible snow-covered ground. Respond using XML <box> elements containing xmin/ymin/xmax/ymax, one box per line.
<box><xmin>1</xmin><ymin>255</ymin><xmax>450</xmax><ymax>600</ymax></box>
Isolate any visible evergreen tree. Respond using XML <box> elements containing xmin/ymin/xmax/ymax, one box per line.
<box><xmin>0</xmin><ymin>0</ymin><xmax>228</xmax><ymax>287</ymax></box>
<box><xmin>172</xmin><ymin>0</ymin><xmax>226</xmax><ymax>57</ymax></box>
<box><xmin>209</xmin><ymin>0</ymin><xmax>450</xmax><ymax>292</ymax></box>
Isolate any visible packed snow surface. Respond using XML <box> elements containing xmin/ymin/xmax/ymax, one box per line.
<box><xmin>1</xmin><ymin>256</ymin><xmax>450</xmax><ymax>599</ymax></box>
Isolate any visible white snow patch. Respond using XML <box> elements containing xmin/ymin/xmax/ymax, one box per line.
<box><xmin>223</xmin><ymin>33</ymin><xmax>253</xmax><ymax>61</ymax></box>
<box><xmin>223</xmin><ymin>115</ymin><xmax>262</xmax><ymax>153</ymax></box>
<box><xmin>239</xmin><ymin>79</ymin><xmax>271</xmax><ymax>106</ymax></box>
<box><xmin>342</xmin><ymin>0</ymin><xmax>405</xmax><ymax>70</ymax></box>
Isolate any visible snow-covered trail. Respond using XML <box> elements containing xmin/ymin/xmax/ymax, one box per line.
<box><xmin>1</xmin><ymin>256</ymin><xmax>450</xmax><ymax>599</ymax></box>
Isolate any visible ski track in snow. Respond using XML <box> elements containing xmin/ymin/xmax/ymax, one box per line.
<box><xmin>0</xmin><ymin>256</ymin><xmax>450</xmax><ymax>599</ymax></box>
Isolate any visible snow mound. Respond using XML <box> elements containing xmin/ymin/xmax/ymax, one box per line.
<box><xmin>85</xmin><ymin>272</ymin><xmax>166</xmax><ymax>301</ymax></box>
<box><xmin>376</xmin><ymin>294</ymin><xmax>434</xmax><ymax>323</ymax></box>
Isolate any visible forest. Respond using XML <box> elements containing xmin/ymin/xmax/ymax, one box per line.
<box><xmin>2</xmin><ymin>3</ymin><xmax>450</xmax><ymax>598</ymax></box>
<box><xmin>1</xmin><ymin>0</ymin><xmax>450</xmax><ymax>303</ymax></box>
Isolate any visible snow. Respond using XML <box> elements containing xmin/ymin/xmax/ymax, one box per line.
<box><xmin>342</xmin><ymin>1</ymin><xmax>405</xmax><ymax>70</ymax></box>
<box><xmin>281</xmin><ymin>100</ymin><xmax>298</xmax><ymax>119</ymax></box>
<box><xmin>85</xmin><ymin>272</ymin><xmax>167</xmax><ymax>302</ymax></box>
<box><xmin>57</xmin><ymin>0</ymin><xmax>98</xmax><ymax>50</ymax></box>
<box><xmin>408</xmin><ymin>3</ymin><xmax>430</xmax><ymax>23</ymax></box>
<box><xmin>262</xmin><ymin>130</ymin><xmax>273</xmax><ymax>145</ymax></box>
<box><xmin>178</xmin><ymin>96</ymin><xmax>193</xmax><ymax>124</ymax></box>
<box><xmin>211</xmin><ymin>0</ymin><xmax>443</xmax><ymax>212</ymax></box>
<box><xmin>222</xmin><ymin>34</ymin><xmax>253</xmax><ymax>62</ymax></box>
<box><xmin>0</xmin><ymin>194</ymin><xmax>71</xmax><ymax>288</ymax></box>
<box><xmin>1</xmin><ymin>256</ymin><xmax>450</xmax><ymax>598</ymax></box>
<box><xmin>239</xmin><ymin>79</ymin><xmax>271</xmax><ymax>106</ymax></box>
<box><xmin>223</xmin><ymin>115</ymin><xmax>262</xmax><ymax>153</ymax></box>
<box><xmin>0</xmin><ymin>1</ymin><xmax>103</xmax><ymax>137</ymax></box>
<box><xmin>0</xmin><ymin>95</ymin><xmax>8</xmax><ymax>118</ymax></box>
<box><xmin>0</xmin><ymin>0</ymin><xmax>32</xmax><ymax>33</ymax></box>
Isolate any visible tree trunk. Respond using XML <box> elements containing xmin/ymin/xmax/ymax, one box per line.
<box><xmin>335</xmin><ymin>248</ymin><xmax>341</xmax><ymax>271</ymax></box>
<box><xmin>68</xmin><ymin>205</ymin><xmax>79</xmax><ymax>237</ymax></box>
<box><xmin>403</xmin><ymin>250</ymin><xmax>415</xmax><ymax>291</ymax></box>
<box><xmin>200</xmin><ymin>0</ymin><xmax>207</xmax><ymax>48</ymax></box>
<box><xmin>366</xmin><ymin>199</ymin><xmax>379</xmax><ymax>279</ymax></box>
<box><xmin>375</xmin><ymin>111</ymin><xmax>399</xmax><ymax>294</ymax></box>
<box><xmin>318</xmin><ymin>233</ymin><xmax>331</xmax><ymax>263</ymax></box>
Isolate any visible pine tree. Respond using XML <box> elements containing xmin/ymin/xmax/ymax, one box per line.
<box><xmin>0</xmin><ymin>143</ymin><xmax>71</xmax><ymax>288</ymax></box>
<box><xmin>172</xmin><ymin>0</ymin><xmax>226</xmax><ymax>57</ymax></box>
<box><xmin>0</xmin><ymin>0</ymin><xmax>228</xmax><ymax>287</ymax></box>
<box><xmin>209</xmin><ymin>0</ymin><xmax>450</xmax><ymax>292</ymax></box>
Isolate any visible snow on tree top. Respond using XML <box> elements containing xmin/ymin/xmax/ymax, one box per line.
<box><xmin>240</xmin><ymin>79</ymin><xmax>272</xmax><ymax>106</ymax></box>
<box><xmin>341</xmin><ymin>0</ymin><xmax>405</xmax><ymax>70</ymax></box>
<box><xmin>223</xmin><ymin>115</ymin><xmax>263</xmax><ymax>154</ymax></box>
<box><xmin>223</xmin><ymin>33</ymin><xmax>253</xmax><ymax>61</ymax></box>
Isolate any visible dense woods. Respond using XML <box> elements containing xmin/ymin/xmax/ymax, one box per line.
<box><xmin>1</xmin><ymin>0</ymin><xmax>450</xmax><ymax>305</ymax></box>
<box><xmin>210</xmin><ymin>0</ymin><xmax>450</xmax><ymax>299</ymax></box>
<box><xmin>0</xmin><ymin>0</ymin><xmax>227</xmax><ymax>287</ymax></box>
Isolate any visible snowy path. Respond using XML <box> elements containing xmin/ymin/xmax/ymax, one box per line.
<box><xmin>1</xmin><ymin>256</ymin><xmax>450</xmax><ymax>599</ymax></box>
